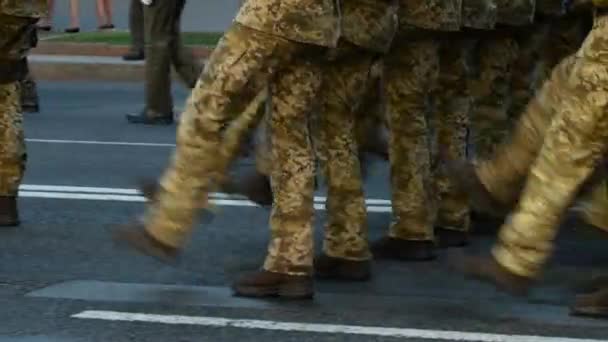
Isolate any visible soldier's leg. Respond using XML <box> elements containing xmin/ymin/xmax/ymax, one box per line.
<box><xmin>469</xmin><ymin>36</ymin><xmax>519</xmax><ymax>160</ymax></box>
<box><xmin>114</xmin><ymin>23</ymin><xmax>302</xmax><ymax>256</ymax></box>
<box><xmin>372</xmin><ymin>39</ymin><xmax>439</xmax><ymax>261</ymax></box>
<box><xmin>0</xmin><ymin>82</ymin><xmax>25</xmax><ymax>227</ymax></box>
<box><xmin>232</xmin><ymin>57</ymin><xmax>322</xmax><ymax>299</ymax></box>
<box><xmin>0</xmin><ymin>15</ymin><xmax>37</xmax><ymax>227</ymax></box>
<box><xmin>315</xmin><ymin>45</ymin><xmax>374</xmax><ymax>280</ymax></box>
<box><xmin>20</xmin><ymin>60</ymin><xmax>39</xmax><ymax>113</ymax></box>
<box><xmin>509</xmin><ymin>24</ymin><xmax>550</xmax><ymax>120</ymax></box>
<box><xmin>433</xmin><ymin>38</ymin><xmax>473</xmax><ymax>246</ymax></box>
<box><xmin>458</xmin><ymin>16</ymin><xmax>608</xmax><ymax>296</ymax></box>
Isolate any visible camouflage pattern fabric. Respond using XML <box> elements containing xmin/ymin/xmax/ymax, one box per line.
<box><xmin>142</xmin><ymin>23</ymin><xmax>305</xmax><ymax>248</ymax></box>
<box><xmin>399</xmin><ymin>0</ymin><xmax>462</xmax><ymax>31</ymax></box>
<box><xmin>462</xmin><ymin>0</ymin><xmax>498</xmax><ymax>29</ymax></box>
<box><xmin>263</xmin><ymin>57</ymin><xmax>322</xmax><ymax>276</ymax></box>
<box><xmin>341</xmin><ymin>0</ymin><xmax>398</xmax><ymax>53</ymax></box>
<box><xmin>235</xmin><ymin>0</ymin><xmax>340</xmax><ymax>47</ymax></box>
<box><xmin>492</xmin><ymin>13</ymin><xmax>608</xmax><ymax>277</ymax></box>
<box><xmin>315</xmin><ymin>42</ymin><xmax>376</xmax><ymax>262</ymax></box>
<box><xmin>495</xmin><ymin>0</ymin><xmax>536</xmax><ymax>26</ymax></box>
<box><xmin>432</xmin><ymin>39</ymin><xmax>474</xmax><ymax>232</ymax></box>
<box><xmin>384</xmin><ymin>39</ymin><xmax>439</xmax><ymax>241</ymax></box>
<box><xmin>0</xmin><ymin>82</ymin><xmax>24</xmax><ymax>196</ymax></box>
<box><xmin>468</xmin><ymin>36</ymin><xmax>520</xmax><ymax>160</ymax></box>
<box><xmin>0</xmin><ymin>0</ymin><xmax>46</xmax><ymax>17</ymax></box>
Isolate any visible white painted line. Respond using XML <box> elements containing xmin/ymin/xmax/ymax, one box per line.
<box><xmin>17</xmin><ymin>191</ymin><xmax>392</xmax><ymax>212</ymax></box>
<box><xmin>25</xmin><ymin>139</ymin><xmax>175</xmax><ymax>147</ymax></box>
<box><xmin>72</xmin><ymin>310</ymin><xmax>608</xmax><ymax>342</ymax></box>
<box><xmin>19</xmin><ymin>185</ymin><xmax>392</xmax><ymax>206</ymax></box>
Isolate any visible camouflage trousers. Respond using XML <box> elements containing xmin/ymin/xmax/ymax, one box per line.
<box><xmin>0</xmin><ymin>15</ymin><xmax>35</xmax><ymax>196</ymax></box>
<box><xmin>315</xmin><ymin>42</ymin><xmax>377</xmax><ymax>262</ymax></box>
<box><xmin>0</xmin><ymin>83</ymin><xmax>25</xmax><ymax>196</ymax></box>
<box><xmin>468</xmin><ymin>35</ymin><xmax>519</xmax><ymax>159</ymax></box>
<box><xmin>263</xmin><ymin>57</ymin><xmax>323</xmax><ymax>276</ymax></box>
<box><xmin>508</xmin><ymin>24</ymin><xmax>551</xmax><ymax>120</ymax></box>
<box><xmin>477</xmin><ymin>13</ymin><xmax>608</xmax><ymax>278</ymax></box>
<box><xmin>384</xmin><ymin>38</ymin><xmax>439</xmax><ymax>241</ymax></box>
<box><xmin>141</xmin><ymin>23</ymin><xmax>318</xmax><ymax>255</ymax></box>
<box><xmin>431</xmin><ymin>38</ymin><xmax>473</xmax><ymax>232</ymax></box>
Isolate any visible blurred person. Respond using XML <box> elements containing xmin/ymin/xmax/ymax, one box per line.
<box><xmin>123</xmin><ymin>0</ymin><xmax>144</xmax><ymax>61</ymax></box>
<box><xmin>36</xmin><ymin>0</ymin><xmax>53</xmax><ymax>31</ymax></box>
<box><xmin>64</xmin><ymin>0</ymin><xmax>80</xmax><ymax>33</ymax></box>
<box><xmin>96</xmin><ymin>0</ymin><xmax>114</xmax><ymax>30</ymax></box>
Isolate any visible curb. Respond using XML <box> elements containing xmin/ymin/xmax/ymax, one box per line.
<box><xmin>30</xmin><ymin>42</ymin><xmax>211</xmax><ymax>82</ymax></box>
<box><xmin>33</xmin><ymin>41</ymin><xmax>213</xmax><ymax>58</ymax></box>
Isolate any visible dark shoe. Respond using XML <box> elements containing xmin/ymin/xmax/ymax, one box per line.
<box><xmin>371</xmin><ymin>237</ymin><xmax>436</xmax><ymax>261</ymax></box>
<box><xmin>37</xmin><ymin>25</ymin><xmax>52</xmax><ymax>31</ymax></box>
<box><xmin>470</xmin><ymin>211</ymin><xmax>504</xmax><ymax>235</ymax></box>
<box><xmin>126</xmin><ymin>110</ymin><xmax>174</xmax><ymax>125</ymax></box>
<box><xmin>0</xmin><ymin>196</ymin><xmax>19</xmax><ymax>227</ymax></box>
<box><xmin>99</xmin><ymin>24</ymin><xmax>115</xmax><ymax>31</ymax></box>
<box><xmin>122</xmin><ymin>49</ymin><xmax>145</xmax><ymax>61</ymax></box>
<box><xmin>222</xmin><ymin>171</ymin><xmax>273</xmax><ymax>207</ymax></box>
<box><xmin>444</xmin><ymin>159</ymin><xmax>511</xmax><ymax>217</ymax></box>
<box><xmin>449</xmin><ymin>252</ymin><xmax>533</xmax><ymax>297</ymax></box>
<box><xmin>111</xmin><ymin>222</ymin><xmax>179</xmax><ymax>264</ymax></box>
<box><xmin>571</xmin><ymin>288</ymin><xmax>608</xmax><ymax>318</ymax></box>
<box><xmin>436</xmin><ymin>228</ymin><xmax>469</xmax><ymax>248</ymax></box>
<box><xmin>232</xmin><ymin>270</ymin><xmax>314</xmax><ymax>299</ymax></box>
<box><xmin>573</xmin><ymin>275</ymin><xmax>608</xmax><ymax>294</ymax></box>
<box><xmin>314</xmin><ymin>254</ymin><xmax>371</xmax><ymax>281</ymax></box>
<box><xmin>64</xmin><ymin>27</ymin><xmax>80</xmax><ymax>33</ymax></box>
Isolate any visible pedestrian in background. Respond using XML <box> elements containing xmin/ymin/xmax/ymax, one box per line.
<box><xmin>126</xmin><ymin>0</ymin><xmax>201</xmax><ymax>125</ymax></box>
<box><xmin>96</xmin><ymin>0</ymin><xmax>114</xmax><ymax>30</ymax></box>
<box><xmin>123</xmin><ymin>0</ymin><xmax>145</xmax><ymax>61</ymax></box>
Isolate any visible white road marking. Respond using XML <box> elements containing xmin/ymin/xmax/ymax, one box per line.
<box><xmin>72</xmin><ymin>310</ymin><xmax>607</xmax><ymax>342</ymax></box>
<box><xmin>25</xmin><ymin>139</ymin><xmax>176</xmax><ymax>147</ymax></box>
<box><xmin>18</xmin><ymin>184</ymin><xmax>392</xmax><ymax>212</ymax></box>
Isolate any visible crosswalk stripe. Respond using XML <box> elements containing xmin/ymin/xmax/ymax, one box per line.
<box><xmin>72</xmin><ymin>310</ymin><xmax>608</xmax><ymax>342</ymax></box>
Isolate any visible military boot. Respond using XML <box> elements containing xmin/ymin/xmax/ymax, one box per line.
<box><xmin>314</xmin><ymin>254</ymin><xmax>371</xmax><ymax>281</ymax></box>
<box><xmin>222</xmin><ymin>171</ymin><xmax>273</xmax><ymax>207</ymax></box>
<box><xmin>571</xmin><ymin>288</ymin><xmax>608</xmax><ymax>318</ymax></box>
<box><xmin>112</xmin><ymin>222</ymin><xmax>180</xmax><ymax>264</ymax></box>
<box><xmin>371</xmin><ymin>238</ymin><xmax>436</xmax><ymax>261</ymax></box>
<box><xmin>20</xmin><ymin>77</ymin><xmax>40</xmax><ymax>113</ymax></box>
<box><xmin>126</xmin><ymin>109</ymin><xmax>174</xmax><ymax>125</ymax></box>
<box><xmin>0</xmin><ymin>196</ymin><xmax>19</xmax><ymax>227</ymax></box>
<box><xmin>232</xmin><ymin>270</ymin><xmax>314</xmax><ymax>299</ymax></box>
<box><xmin>470</xmin><ymin>211</ymin><xmax>504</xmax><ymax>235</ymax></box>
<box><xmin>449</xmin><ymin>252</ymin><xmax>533</xmax><ymax>296</ymax></box>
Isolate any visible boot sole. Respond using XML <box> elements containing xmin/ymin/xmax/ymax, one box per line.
<box><xmin>570</xmin><ymin>306</ymin><xmax>608</xmax><ymax>318</ymax></box>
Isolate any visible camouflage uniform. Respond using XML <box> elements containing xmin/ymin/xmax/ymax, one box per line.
<box><xmin>472</xmin><ymin>9</ymin><xmax>608</xmax><ymax>278</ymax></box>
<box><xmin>380</xmin><ymin>0</ymin><xmax>460</xmax><ymax>250</ymax></box>
<box><xmin>468</xmin><ymin>1</ymin><xmax>536</xmax><ymax>159</ymax></box>
<box><xmin>0</xmin><ymin>0</ymin><xmax>46</xmax><ymax>197</ymax></box>
<box><xmin>316</xmin><ymin>0</ymin><xmax>398</xmax><ymax>262</ymax></box>
<box><xmin>138</xmin><ymin>0</ymin><xmax>340</xmax><ymax>274</ymax></box>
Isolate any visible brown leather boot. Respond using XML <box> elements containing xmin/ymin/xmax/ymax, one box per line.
<box><xmin>0</xmin><ymin>196</ymin><xmax>19</xmax><ymax>227</ymax></box>
<box><xmin>571</xmin><ymin>288</ymin><xmax>608</xmax><ymax>318</ymax></box>
<box><xmin>112</xmin><ymin>222</ymin><xmax>180</xmax><ymax>264</ymax></box>
<box><xmin>371</xmin><ymin>237</ymin><xmax>436</xmax><ymax>261</ymax></box>
<box><xmin>232</xmin><ymin>270</ymin><xmax>313</xmax><ymax>299</ymax></box>
<box><xmin>573</xmin><ymin>275</ymin><xmax>608</xmax><ymax>294</ymax></box>
<box><xmin>314</xmin><ymin>254</ymin><xmax>371</xmax><ymax>281</ymax></box>
<box><xmin>222</xmin><ymin>171</ymin><xmax>273</xmax><ymax>207</ymax></box>
<box><xmin>449</xmin><ymin>252</ymin><xmax>533</xmax><ymax>297</ymax></box>
<box><xmin>444</xmin><ymin>159</ymin><xmax>512</xmax><ymax>217</ymax></box>
<box><xmin>436</xmin><ymin>228</ymin><xmax>469</xmax><ymax>248</ymax></box>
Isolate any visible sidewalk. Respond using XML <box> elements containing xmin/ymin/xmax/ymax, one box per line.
<box><xmin>30</xmin><ymin>41</ymin><xmax>212</xmax><ymax>82</ymax></box>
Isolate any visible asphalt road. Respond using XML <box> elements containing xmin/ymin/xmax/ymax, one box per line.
<box><xmin>1</xmin><ymin>81</ymin><xmax>608</xmax><ymax>342</ymax></box>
